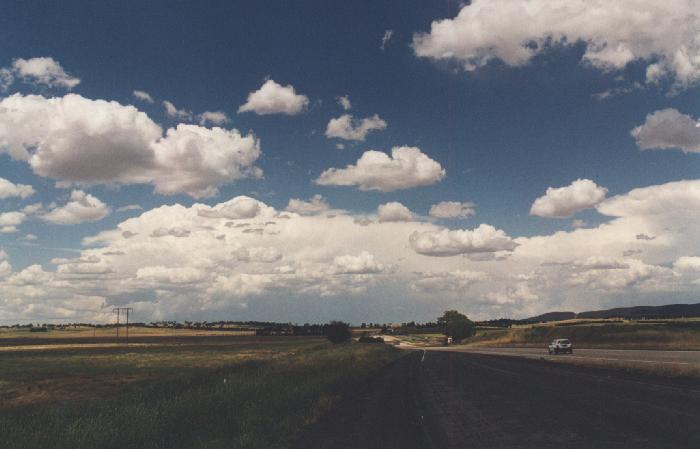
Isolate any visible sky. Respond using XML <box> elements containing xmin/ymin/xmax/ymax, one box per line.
<box><xmin>1</xmin><ymin>0</ymin><xmax>700</xmax><ymax>324</ymax></box>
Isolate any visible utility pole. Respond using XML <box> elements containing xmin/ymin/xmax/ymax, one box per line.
<box><xmin>126</xmin><ymin>308</ymin><xmax>131</xmax><ymax>345</ymax></box>
<box><xmin>112</xmin><ymin>308</ymin><xmax>134</xmax><ymax>345</ymax></box>
<box><xmin>113</xmin><ymin>308</ymin><xmax>120</xmax><ymax>339</ymax></box>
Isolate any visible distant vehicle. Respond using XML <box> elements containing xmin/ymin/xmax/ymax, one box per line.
<box><xmin>443</xmin><ymin>336</ymin><xmax>453</xmax><ymax>346</ymax></box>
<box><xmin>548</xmin><ymin>339</ymin><xmax>573</xmax><ymax>354</ymax></box>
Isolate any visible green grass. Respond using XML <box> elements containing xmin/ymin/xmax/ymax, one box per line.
<box><xmin>0</xmin><ymin>340</ymin><xmax>401</xmax><ymax>449</ymax></box>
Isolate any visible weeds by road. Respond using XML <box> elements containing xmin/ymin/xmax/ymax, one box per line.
<box><xmin>467</xmin><ymin>320</ymin><xmax>700</xmax><ymax>350</ymax></box>
<box><xmin>546</xmin><ymin>354</ymin><xmax>700</xmax><ymax>381</ymax></box>
<box><xmin>0</xmin><ymin>338</ymin><xmax>401</xmax><ymax>449</ymax></box>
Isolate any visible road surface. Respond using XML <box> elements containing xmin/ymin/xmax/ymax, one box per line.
<box><xmin>296</xmin><ymin>350</ymin><xmax>700</xmax><ymax>449</ymax></box>
<box><xmin>431</xmin><ymin>346</ymin><xmax>700</xmax><ymax>366</ymax></box>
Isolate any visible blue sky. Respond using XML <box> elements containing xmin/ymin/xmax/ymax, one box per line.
<box><xmin>1</xmin><ymin>0</ymin><xmax>700</xmax><ymax>324</ymax></box>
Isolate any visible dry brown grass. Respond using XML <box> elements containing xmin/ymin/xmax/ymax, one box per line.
<box><xmin>1</xmin><ymin>374</ymin><xmax>144</xmax><ymax>407</ymax></box>
<box><xmin>0</xmin><ymin>337</ymin><xmax>318</xmax><ymax>408</ymax></box>
<box><xmin>0</xmin><ymin>326</ymin><xmax>255</xmax><ymax>339</ymax></box>
<box><xmin>0</xmin><ymin>340</ymin><xmax>402</xmax><ymax>449</ymax></box>
<box><xmin>545</xmin><ymin>354</ymin><xmax>700</xmax><ymax>380</ymax></box>
<box><xmin>469</xmin><ymin>320</ymin><xmax>700</xmax><ymax>350</ymax></box>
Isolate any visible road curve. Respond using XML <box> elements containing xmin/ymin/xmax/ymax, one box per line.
<box><xmin>296</xmin><ymin>350</ymin><xmax>700</xmax><ymax>449</ymax></box>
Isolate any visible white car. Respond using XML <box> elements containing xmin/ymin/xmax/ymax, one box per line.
<box><xmin>548</xmin><ymin>339</ymin><xmax>573</xmax><ymax>354</ymax></box>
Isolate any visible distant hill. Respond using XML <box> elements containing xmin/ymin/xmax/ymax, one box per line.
<box><xmin>577</xmin><ymin>303</ymin><xmax>700</xmax><ymax>319</ymax></box>
<box><xmin>525</xmin><ymin>311</ymin><xmax>576</xmax><ymax>322</ymax></box>
<box><xmin>525</xmin><ymin>303</ymin><xmax>700</xmax><ymax>322</ymax></box>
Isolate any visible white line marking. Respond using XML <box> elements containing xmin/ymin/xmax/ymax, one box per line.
<box><xmin>421</xmin><ymin>349</ymin><xmax>426</xmax><ymax>362</ymax></box>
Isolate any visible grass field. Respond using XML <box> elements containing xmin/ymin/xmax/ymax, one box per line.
<box><xmin>0</xmin><ymin>336</ymin><xmax>402</xmax><ymax>449</ymax></box>
<box><xmin>467</xmin><ymin>318</ymin><xmax>700</xmax><ymax>350</ymax></box>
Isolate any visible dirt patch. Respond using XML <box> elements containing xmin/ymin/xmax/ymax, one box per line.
<box><xmin>1</xmin><ymin>374</ymin><xmax>144</xmax><ymax>408</ymax></box>
<box><xmin>0</xmin><ymin>334</ymin><xmax>317</xmax><ymax>347</ymax></box>
<box><xmin>0</xmin><ymin>343</ymin><xmax>157</xmax><ymax>352</ymax></box>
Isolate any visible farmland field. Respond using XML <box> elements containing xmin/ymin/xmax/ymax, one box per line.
<box><xmin>0</xmin><ymin>333</ymin><xmax>401</xmax><ymax>449</ymax></box>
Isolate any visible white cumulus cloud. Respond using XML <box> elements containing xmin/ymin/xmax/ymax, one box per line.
<box><xmin>233</xmin><ymin>246</ymin><xmax>283</xmax><ymax>264</ymax></box>
<box><xmin>1</xmin><ymin>179</ymin><xmax>700</xmax><ymax>323</ymax></box>
<box><xmin>332</xmin><ymin>251</ymin><xmax>386</xmax><ymax>274</ymax></box>
<box><xmin>337</xmin><ymin>95</ymin><xmax>352</xmax><ymax>111</ymax></box>
<box><xmin>410</xmin><ymin>224</ymin><xmax>518</xmax><ymax>257</ymax></box>
<box><xmin>380</xmin><ymin>30</ymin><xmax>394</xmax><ymax>50</ymax></box>
<box><xmin>238</xmin><ymin>79</ymin><xmax>309</xmax><ymax>116</ymax></box>
<box><xmin>530</xmin><ymin>179</ymin><xmax>608</xmax><ymax>218</ymax></box>
<box><xmin>41</xmin><ymin>190</ymin><xmax>110</xmax><ymax>225</ymax></box>
<box><xmin>0</xmin><ymin>94</ymin><xmax>262</xmax><ymax>198</ymax></box>
<box><xmin>0</xmin><ymin>211</ymin><xmax>26</xmax><ymax>233</ymax></box>
<box><xmin>11</xmin><ymin>57</ymin><xmax>80</xmax><ymax>89</ymax></box>
<box><xmin>574</xmin><ymin>256</ymin><xmax>630</xmax><ymax>270</ymax></box>
<box><xmin>197</xmin><ymin>110</ymin><xmax>230</xmax><ymax>126</ymax></box>
<box><xmin>631</xmin><ymin>108</ymin><xmax>700</xmax><ymax>154</ymax></box>
<box><xmin>377</xmin><ymin>202</ymin><xmax>414</xmax><ymax>222</ymax></box>
<box><xmin>429</xmin><ymin>201</ymin><xmax>475</xmax><ymax>219</ymax></box>
<box><xmin>286</xmin><ymin>195</ymin><xmax>330</xmax><ymax>216</ymax></box>
<box><xmin>137</xmin><ymin>266</ymin><xmax>205</xmax><ymax>284</ymax></box>
<box><xmin>325</xmin><ymin>114</ymin><xmax>387</xmax><ymax>141</ymax></box>
<box><xmin>674</xmin><ymin>256</ymin><xmax>700</xmax><ymax>273</ymax></box>
<box><xmin>198</xmin><ymin>196</ymin><xmax>264</xmax><ymax>220</ymax></box>
<box><xmin>162</xmin><ymin>100</ymin><xmax>192</xmax><ymax>121</ymax></box>
<box><xmin>569</xmin><ymin>258</ymin><xmax>671</xmax><ymax>291</ymax></box>
<box><xmin>132</xmin><ymin>90</ymin><xmax>154</xmax><ymax>103</ymax></box>
<box><xmin>411</xmin><ymin>270</ymin><xmax>486</xmax><ymax>293</ymax></box>
<box><xmin>0</xmin><ymin>68</ymin><xmax>13</xmax><ymax>92</ymax></box>
<box><xmin>315</xmin><ymin>146</ymin><xmax>445</xmax><ymax>192</ymax></box>
<box><xmin>0</xmin><ymin>177</ymin><xmax>34</xmax><ymax>199</ymax></box>
<box><xmin>150</xmin><ymin>124</ymin><xmax>262</xmax><ymax>198</ymax></box>
<box><xmin>116</xmin><ymin>204</ymin><xmax>143</xmax><ymax>212</ymax></box>
<box><xmin>413</xmin><ymin>0</ymin><xmax>700</xmax><ymax>89</ymax></box>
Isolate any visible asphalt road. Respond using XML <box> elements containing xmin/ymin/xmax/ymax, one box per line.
<box><xmin>430</xmin><ymin>346</ymin><xmax>700</xmax><ymax>366</ymax></box>
<box><xmin>296</xmin><ymin>350</ymin><xmax>700</xmax><ymax>449</ymax></box>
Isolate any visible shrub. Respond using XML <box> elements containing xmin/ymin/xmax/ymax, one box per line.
<box><xmin>324</xmin><ymin>321</ymin><xmax>352</xmax><ymax>344</ymax></box>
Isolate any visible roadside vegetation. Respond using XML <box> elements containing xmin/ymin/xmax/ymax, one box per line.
<box><xmin>324</xmin><ymin>321</ymin><xmax>352</xmax><ymax>343</ymax></box>
<box><xmin>437</xmin><ymin>310</ymin><xmax>476</xmax><ymax>342</ymax></box>
<box><xmin>375</xmin><ymin>316</ymin><xmax>700</xmax><ymax>351</ymax></box>
<box><xmin>468</xmin><ymin>318</ymin><xmax>700</xmax><ymax>350</ymax></box>
<box><xmin>545</xmin><ymin>352</ymin><xmax>700</xmax><ymax>381</ymax></box>
<box><xmin>0</xmin><ymin>338</ymin><xmax>401</xmax><ymax>449</ymax></box>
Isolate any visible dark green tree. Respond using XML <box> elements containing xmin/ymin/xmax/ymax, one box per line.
<box><xmin>324</xmin><ymin>321</ymin><xmax>352</xmax><ymax>343</ymax></box>
<box><xmin>437</xmin><ymin>310</ymin><xmax>476</xmax><ymax>342</ymax></box>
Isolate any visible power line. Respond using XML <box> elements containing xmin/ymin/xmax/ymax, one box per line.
<box><xmin>112</xmin><ymin>308</ymin><xmax>133</xmax><ymax>345</ymax></box>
